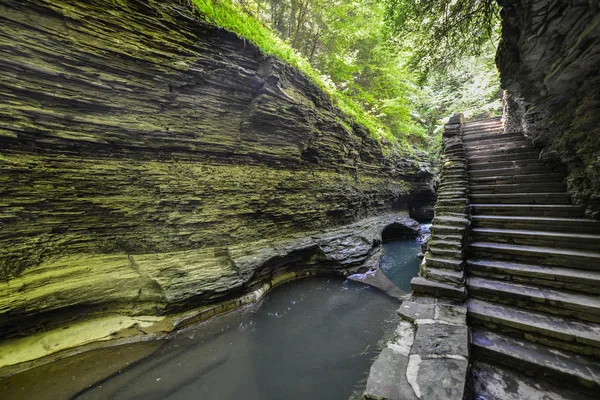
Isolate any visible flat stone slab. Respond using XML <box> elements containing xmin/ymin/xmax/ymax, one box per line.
<box><xmin>434</xmin><ymin>303</ymin><xmax>467</xmax><ymax>325</ymax></box>
<box><xmin>471</xmin><ymin>360</ymin><xmax>592</xmax><ymax>400</ymax></box>
<box><xmin>398</xmin><ymin>301</ymin><xmax>435</xmax><ymax>322</ymax></box>
<box><xmin>412</xmin><ymin>323</ymin><xmax>469</xmax><ymax>357</ymax></box>
<box><xmin>363</xmin><ymin>348</ymin><xmax>418</xmax><ymax>400</ymax></box>
<box><xmin>408</xmin><ymin>355</ymin><xmax>468</xmax><ymax>400</ymax></box>
<box><xmin>472</xmin><ymin>329</ymin><xmax>600</xmax><ymax>388</ymax></box>
<box><xmin>411</xmin><ymin>277</ymin><xmax>467</xmax><ymax>300</ymax></box>
<box><xmin>348</xmin><ymin>268</ymin><xmax>407</xmax><ymax>300</ymax></box>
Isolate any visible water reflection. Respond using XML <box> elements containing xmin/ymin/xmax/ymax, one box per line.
<box><xmin>74</xmin><ymin>278</ymin><xmax>399</xmax><ymax>400</ymax></box>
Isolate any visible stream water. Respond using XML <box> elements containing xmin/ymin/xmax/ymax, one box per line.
<box><xmin>1</xmin><ymin>233</ymin><xmax>427</xmax><ymax>400</ymax></box>
<box><xmin>76</xmin><ymin>279</ymin><xmax>399</xmax><ymax>400</ymax></box>
<box><xmin>379</xmin><ymin>223</ymin><xmax>431</xmax><ymax>291</ymax></box>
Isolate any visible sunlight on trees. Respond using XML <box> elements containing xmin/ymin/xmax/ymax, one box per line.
<box><xmin>195</xmin><ymin>0</ymin><xmax>502</xmax><ymax>153</ymax></box>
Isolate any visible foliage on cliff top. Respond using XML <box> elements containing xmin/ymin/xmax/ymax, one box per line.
<box><xmin>192</xmin><ymin>0</ymin><xmax>502</xmax><ymax>155</ymax></box>
<box><xmin>384</xmin><ymin>0</ymin><xmax>501</xmax><ymax>78</ymax></box>
<box><xmin>192</xmin><ymin>0</ymin><xmax>404</xmax><ymax>148</ymax></box>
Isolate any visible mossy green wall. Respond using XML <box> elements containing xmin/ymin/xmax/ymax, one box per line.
<box><xmin>0</xmin><ymin>0</ymin><xmax>430</xmax><ymax>344</ymax></box>
<box><xmin>0</xmin><ymin>0</ymin><xmax>428</xmax><ymax>281</ymax></box>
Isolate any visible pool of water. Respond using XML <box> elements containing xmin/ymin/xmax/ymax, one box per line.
<box><xmin>379</xmin><ymin>223</ymin><xmax>430</xmax><ymax>291</ymax></box>
<box><xmin>80</xmin><ymin>279</ymin><xmax>399</xmax><ymax>400</ymax></box>
<box><xmin>2</xmin><ymin>225</ymin><xmax>432</xmax><ymax>400</ymax></box>
<box><xmin>2</xmin><ymin>278</ymin><xmax>400</xmax><ymax>400</ymax></box>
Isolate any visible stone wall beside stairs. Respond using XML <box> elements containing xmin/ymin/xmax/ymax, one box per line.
<box><xmin>497</xmin><ymin>0</ymin><xmax>600</xmax><ymax>218</ymax></box>
<box><xmin>362</xmin><ymin>114</ymin><xmax>471</xmax><ymax>400</ymax></box>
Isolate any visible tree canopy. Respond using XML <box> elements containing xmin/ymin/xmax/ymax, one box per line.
<box><xmin>384</xmin><ymin>0</ymin><xmax>501</xmax><ymax>78</ymax></box>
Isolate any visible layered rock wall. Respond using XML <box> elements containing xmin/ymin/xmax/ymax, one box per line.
<box><xmin>0</xmin><ymin>0</ymin><xmax>431</xmax><ymax>344</ymax></box>
<box><xmin>497</xmin><ymin>0</ymin><xmax>600</xmax><ymax>217</ymax></box>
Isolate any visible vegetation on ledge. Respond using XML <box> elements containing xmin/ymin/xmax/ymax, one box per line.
<box><xmin>192</xmin><ymin>0</ymin><xmax>503</xmax><ymax>154</ymax></box>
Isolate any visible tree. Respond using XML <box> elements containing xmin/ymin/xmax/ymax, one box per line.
<box><xmin>383</xmin><ymin>0</ymin><xmax>500</xmax><ymax>78</ymax></box>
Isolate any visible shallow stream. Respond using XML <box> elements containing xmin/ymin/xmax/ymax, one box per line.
<box><xmin>1</xmin><ymin>233</ymin><xmax>427</xmax><ymax>400</ymax></box>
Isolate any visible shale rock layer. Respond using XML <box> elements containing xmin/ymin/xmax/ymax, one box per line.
<box><xmin>0</xmin><ymin>0</ymin><xmax>430</xmax><ymax>343</ymax></box>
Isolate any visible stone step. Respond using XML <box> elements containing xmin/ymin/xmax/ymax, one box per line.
<box><xmin>468</xmin><ymin>158</ymin><xmax>544</xmax><ymax>171</ymax></box>
<box><xmin>464</xmin><ymin>135</ymin><xmax>529</xmax><ymax>147</ymax></box>
<box><xmin>468</xmin><ymin>151</ymin><xmax>540</xmax><ymax>164</ymax></box>
<box><xmin>426</xmin><ymin>256</ymin><xmax>463</xmax><ymax>270</ymax></box>
<box><xmin>464</xmin><ymin>138</ymin><xmax>535</xmax><ymax>148</ymax></box>
<box><xmin>437</xmin><ymin>193</ymin><xmax>467</xmax><ymax>200</ymax></box>
<box><xmin>465</xmin><ymin>140</ymin><xmax>530</xmax><ymax>152</ymax></box>
<box><xmin>469</xmin><ymin>204</ymin><xmax>585</xmax><ymax>217</ymax></box>
<box><xmin>467</xmin><ymin>277</ymin><xmax>600</xmax><ymax>323</ymax></box>
<box><xmin>436</xmin><ymin>199</ymin><xmax>469</xmax><ymax>208</ymax></box>
<box><xmin>429</xmin><ymin>245</ymin><xmax>463</xmax><ymax>259</ymax></box>
<box><xmin>471</xmin><ymin>228</ymin><xmax>600</xmax><ymax>251</ymax></box>
<box><xmin>462</xmin><ymin>124</ymin><xmax>504</xmax><ymax>133</ymax></box>
<box><xmin>464</xmin><ymin>116</ymin><xmax>502</xmax><ymax>124</ymax></box>
<box><xmin>428</xmin><ymin>239</ymin><xmax>463</xmax><ymax>250</ymax></box>
<box><xmin>470</xmin><ymin>192</ymin><xmax>572</xmax><ymax>205</ymax></box>
<box><xmin>466</xmin><ymin>116</ymin><xmax>502</xmax><ymax>122</ymax></box>
<box><xmin>463</xmin><ymin>132</ymin><xmax>524</xmax><ymax>143</ymax></box>
<box><xmin>462</xmin><ymin>125</ymin><xmax>503</xmax><ymax>133</ymax></box>
<box><xmin>411</xmin><ymin>276</ymin><xmax>466</xmax><ymax>300</ymax></box>
<box><xmin>470</xmin><ymin>241</ymin><xmax>600</xmax><ymax>271</ymax></box>
<box><xmin>466</xmin><ymin>148</ymin><xmax>536</xmax><ymax>159</ymax></box>
<box><xmin>468</xmin><ymin>299</ymin><xmax>600</xmax><ymax>357</ymax></box>
<box><xmin>471</xmin><ymin>215</ymin><xmax>600</xmax><ymax>234</ymax></box>
<box><xmin>438</xmin><ymin>184</ymin><xmax>468</xmax><ymax>193</ymax></box>
<box><xmin>430</xmin><ymin>233</ymin><xmax>463</xmax><ymax>243</ymax></box>
<box><xmin>466</xmin><ymin>259</ymin><xmax>600</xmax><ymax>295</ymax></box>
<box><xmin>432</xmin><ymin>215</ymin><xmax>469</xmax><ymax>227</ymax></box>
<box><xmin>442</xmin><ymin>165</ymin><xmax>467</xmax><ymax>172</ymax></box>
<box><xmin>471</xmin><ymin>329</ymin><xmax>600</xmax><ymax>388</ymax></box>
<box><xmin>463</xmin><ymin>119</ymin><xmax>502</xmax><ymax>127</ymax></box>
<box><xmin>426</xmin><ymin>267</ymin><xmax>465</xmax><ymax>285</ymax></box>
<box><xmin>431</xmin><ymin>224</ymin><xmax>465</xmax><ymax>236</ymax></box>
<box><xmin>443</xmin><ymin>174</ymin><xmax>468</xmax><ymax>181</ymax></box>
<box><xmin>462</xmin><ymin>128</ymin><xmax>504</xmax><ymax>135</ymax></box>
<box><xmin>468</xmin><ymin>165</ymin><xmax>551</xmax><ymax>177</ymax></box>
<box><xmin>469</xmin><ymin>172</ymin><xmax>566</xmax><ymax>185</ymax></box>
<box><xmin>469</xmin><ymin>182</ymin><xmax>566</xmax><ymax>194</ymax></box>
<box><xmin>435</xmin><ymin>205</ymin><xmax>469</xmax><ymax>215</ymax></box>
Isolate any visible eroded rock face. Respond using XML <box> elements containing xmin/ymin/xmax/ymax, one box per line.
<box><xmin>0</xmin><ymin>0</ymin><xmax>430</xmax><ymax>342</ymax></box>
<box><xmin>0</xmin><ymin>214</ymin><xmax>418</xmax><ymax>369</ymax></box>
<box><xmin>0</xmin><ymin>0</ymin><xmax>431</xmax><ymax>280</ymax></box>
<box><xmin>497</xmin><ymin>0</ymin><xmax>600</xmax><ymax>217</ymax></box>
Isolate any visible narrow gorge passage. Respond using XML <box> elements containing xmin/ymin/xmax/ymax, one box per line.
<box><xmin>1</xmin><ymin>0</ymin><xmax>599</xmax><ymax>399</ymax></box>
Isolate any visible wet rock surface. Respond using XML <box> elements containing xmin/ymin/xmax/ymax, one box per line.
<box><xmin>363</xmin><ymin>299</ymin><xmax>469</xmax><ymax>400</ymax></box>
<box><xmin>472</xmin><ymin>360</ymin><xmax>592</xmax><ymax>400</ymax></box>
<box><xmin>0</xmin><ymin>214</ymin><xmax>418</xmax><ymax>372</ymax></box>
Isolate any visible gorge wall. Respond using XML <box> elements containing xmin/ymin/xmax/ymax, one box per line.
<box><xmin>497</xmin><ymin>0</ymin><xmax>600</xmax><ymax>217</ymax></box>
<box><xmin>0</xmin><ymin>0</ymin><xmax>433</xmax><ymax>347</ymax></box>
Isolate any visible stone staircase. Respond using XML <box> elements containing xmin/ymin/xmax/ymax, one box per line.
<box><xmin>463</xmin><ymin>118</ymin><xmax>600</xmax><ymax>393</ymax></box>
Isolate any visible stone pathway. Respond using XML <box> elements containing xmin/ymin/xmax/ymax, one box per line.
<box><xmin>363</xmin><ymin>115</ymin><xmax>471</xmax><ymax>400</ymax></box>
<box><xmin>363</xmin><ymin>115</ymin><xmax>600</xmax><ymax>399</ymax></box>
<box><xmin>464</xmin><ymin>117</ymin><xmax>600</xmax><ymax>397</ymax></box>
